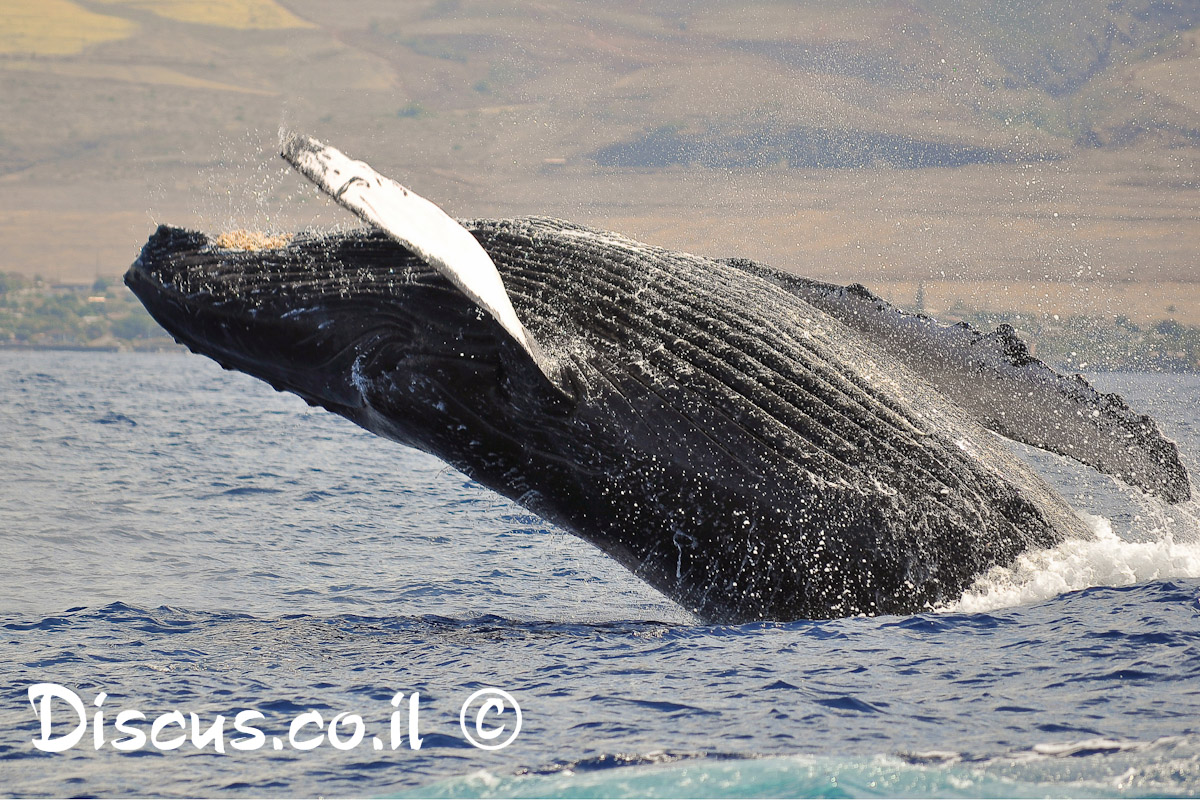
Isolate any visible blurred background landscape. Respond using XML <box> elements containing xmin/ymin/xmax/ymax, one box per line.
<box><xmin>0</xmin><ymin>0</ymin><xmax>1196</xmax><ymax>368</ymax></box>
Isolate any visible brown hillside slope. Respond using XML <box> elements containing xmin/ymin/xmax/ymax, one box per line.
<box><xmin>0</xmin><ymin>0</ymin><xmax>1194</xmax><ymax>328</ymax></box>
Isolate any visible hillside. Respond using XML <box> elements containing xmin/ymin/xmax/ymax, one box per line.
<box><xmin>0</xmin><ymin>0</ymin><xmax>1196</xmax><ymax>330</ymax></box>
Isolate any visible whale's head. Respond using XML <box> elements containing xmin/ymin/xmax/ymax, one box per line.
<box><xmin>124</xmin><ymin>225</ymin><xmax>569</xmax><ymax>457</ymax></box>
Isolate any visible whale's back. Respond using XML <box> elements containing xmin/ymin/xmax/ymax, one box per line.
<box><xmin>459</xmin><ymin>217</ymin><xmax>1093</xmax><ymax>617</ymax></box>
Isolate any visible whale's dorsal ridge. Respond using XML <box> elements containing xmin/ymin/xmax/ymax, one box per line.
<box><xmin>723</xmin><ymin>257</ymin><xmax>1190</xmax><ymax>503</ymax></box>
<box><xmin>280</xmin><ymin>133</ymin><xmax>569</xmax><ymax>399</ymax></box>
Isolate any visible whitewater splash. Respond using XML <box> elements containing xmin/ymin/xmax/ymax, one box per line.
<box><xmin>946</xmin><ymin>500</ymin><xmax>1200</xmax><ymax>614</ymax></box>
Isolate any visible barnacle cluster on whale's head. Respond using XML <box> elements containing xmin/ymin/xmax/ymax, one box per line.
<box><xmin>211</xmin><ymin>229</ymin><xmax>293</xmax><ymax>252</ymax></box>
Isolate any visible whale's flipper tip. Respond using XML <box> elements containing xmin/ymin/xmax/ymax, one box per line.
<box><xmin>279</xmin><ymin>133</ymin><xmax>302</xmax><ymax>161</ymax></box>
<box><xmin>280</xmin><ymin>133</ymin><xmax>337</xmax><ymax>190</ymax></box>
<box><xmin>280</xmin><ymin>132</ymin><xmax>324</xmax><ymax>165</ymax></box>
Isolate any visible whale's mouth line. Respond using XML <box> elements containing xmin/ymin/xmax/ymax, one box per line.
<box><xmin>133</xmin><ymin>291</ymin><xmax>477</xmax><ymax>397</ymax></box>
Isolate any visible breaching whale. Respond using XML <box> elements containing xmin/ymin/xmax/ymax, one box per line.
<box><xmin>124</xmin><ymin>135</ymin><xmax>1191</xmax><ymax>622</ymax></box>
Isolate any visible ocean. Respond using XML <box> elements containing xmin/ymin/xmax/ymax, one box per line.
<box><xmin>1</xmin><ymin>350</ymin><xmax>1198</xmax><ymax>797</ymax></box>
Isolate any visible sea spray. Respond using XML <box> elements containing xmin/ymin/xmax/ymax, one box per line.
<box><xmin>946</xmin><ymin>512</ymin><xmax>1200</xmax><ymax>614</ymax></box>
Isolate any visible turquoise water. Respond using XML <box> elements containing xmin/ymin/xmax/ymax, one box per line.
<box><xmin>1</xmin><ymin>352</ymin><xmax>1198</xmax><ymax>797</ymax></box>
<box><xmin>407</xmin><ymin>743</ymin><xmax>1200</xmax><ymax>798</ymax></box>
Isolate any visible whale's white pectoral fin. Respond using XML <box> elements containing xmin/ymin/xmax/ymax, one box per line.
<box><xmin>281</xmin><ymin>133</ymin><xmax>562</xmax><ymax>391</ymax></box>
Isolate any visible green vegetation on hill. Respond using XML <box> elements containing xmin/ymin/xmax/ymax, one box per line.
<box><xmin>2</xmin><ymin>270</ymin><xmax>1195</xmax><ymax>371</ymax></box>
<box><xmin>0</xmin><ymin>273</ymin><xmax>173</xmax><ymax>350</ymax></box>
<box><xmin>945</xmin><ymin>308</ymin><xmax>1200</xmax><ymax>373</ymax></box>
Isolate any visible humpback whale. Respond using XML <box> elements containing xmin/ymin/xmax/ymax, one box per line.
<box><xmin>124</xmin><ymin>135</ymin><xmax>1190</xmax><ymax>622</ymax></box>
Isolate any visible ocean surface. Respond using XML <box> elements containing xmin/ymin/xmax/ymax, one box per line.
<box><xmin>1</xmin><ymin>350</ymin><xmax>1198</xmax><ymax>798</ymax></box>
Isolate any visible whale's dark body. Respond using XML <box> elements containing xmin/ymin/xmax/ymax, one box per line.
<box><xmin>126</xmin><ymin>213</ymin><xmax>1178</xmax><ymax>622</ymax></box>
<box><xmin>119</xmin><ymin>133</ymin><xmax>1190</xmax><ymax>622</ymax></box>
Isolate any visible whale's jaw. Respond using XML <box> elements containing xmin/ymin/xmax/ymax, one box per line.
<box><xmin>126</xmin><ymin>226</ymin><xmax>366</xmax><ymax>413</ymax></box>
<box><xmin>125</xmin><ymin>223</ymin><xmax>568</xmax><ymax>465</ymax></box>
<box><xmin>125</xmin><ymin>225</ymin><xmax>527</xmax><ymax>427</ymax></box>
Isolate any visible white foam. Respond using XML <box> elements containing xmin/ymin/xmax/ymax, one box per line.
<box><xmin>943</xmin><ymin>505</ymin><xmax>1200</xmax><ymax>614</ymax></box>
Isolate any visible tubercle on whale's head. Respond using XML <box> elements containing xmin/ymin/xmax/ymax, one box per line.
<box><xmin>123</xmin><ymin>224</ymin><xmax>567</xmax><ymax>454</ymax></box>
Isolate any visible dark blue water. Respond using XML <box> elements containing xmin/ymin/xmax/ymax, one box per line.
<box><xmin>2</xmin><ymin>351</ymin><xmax>1198</xmax><ymax>797</ymax></box>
